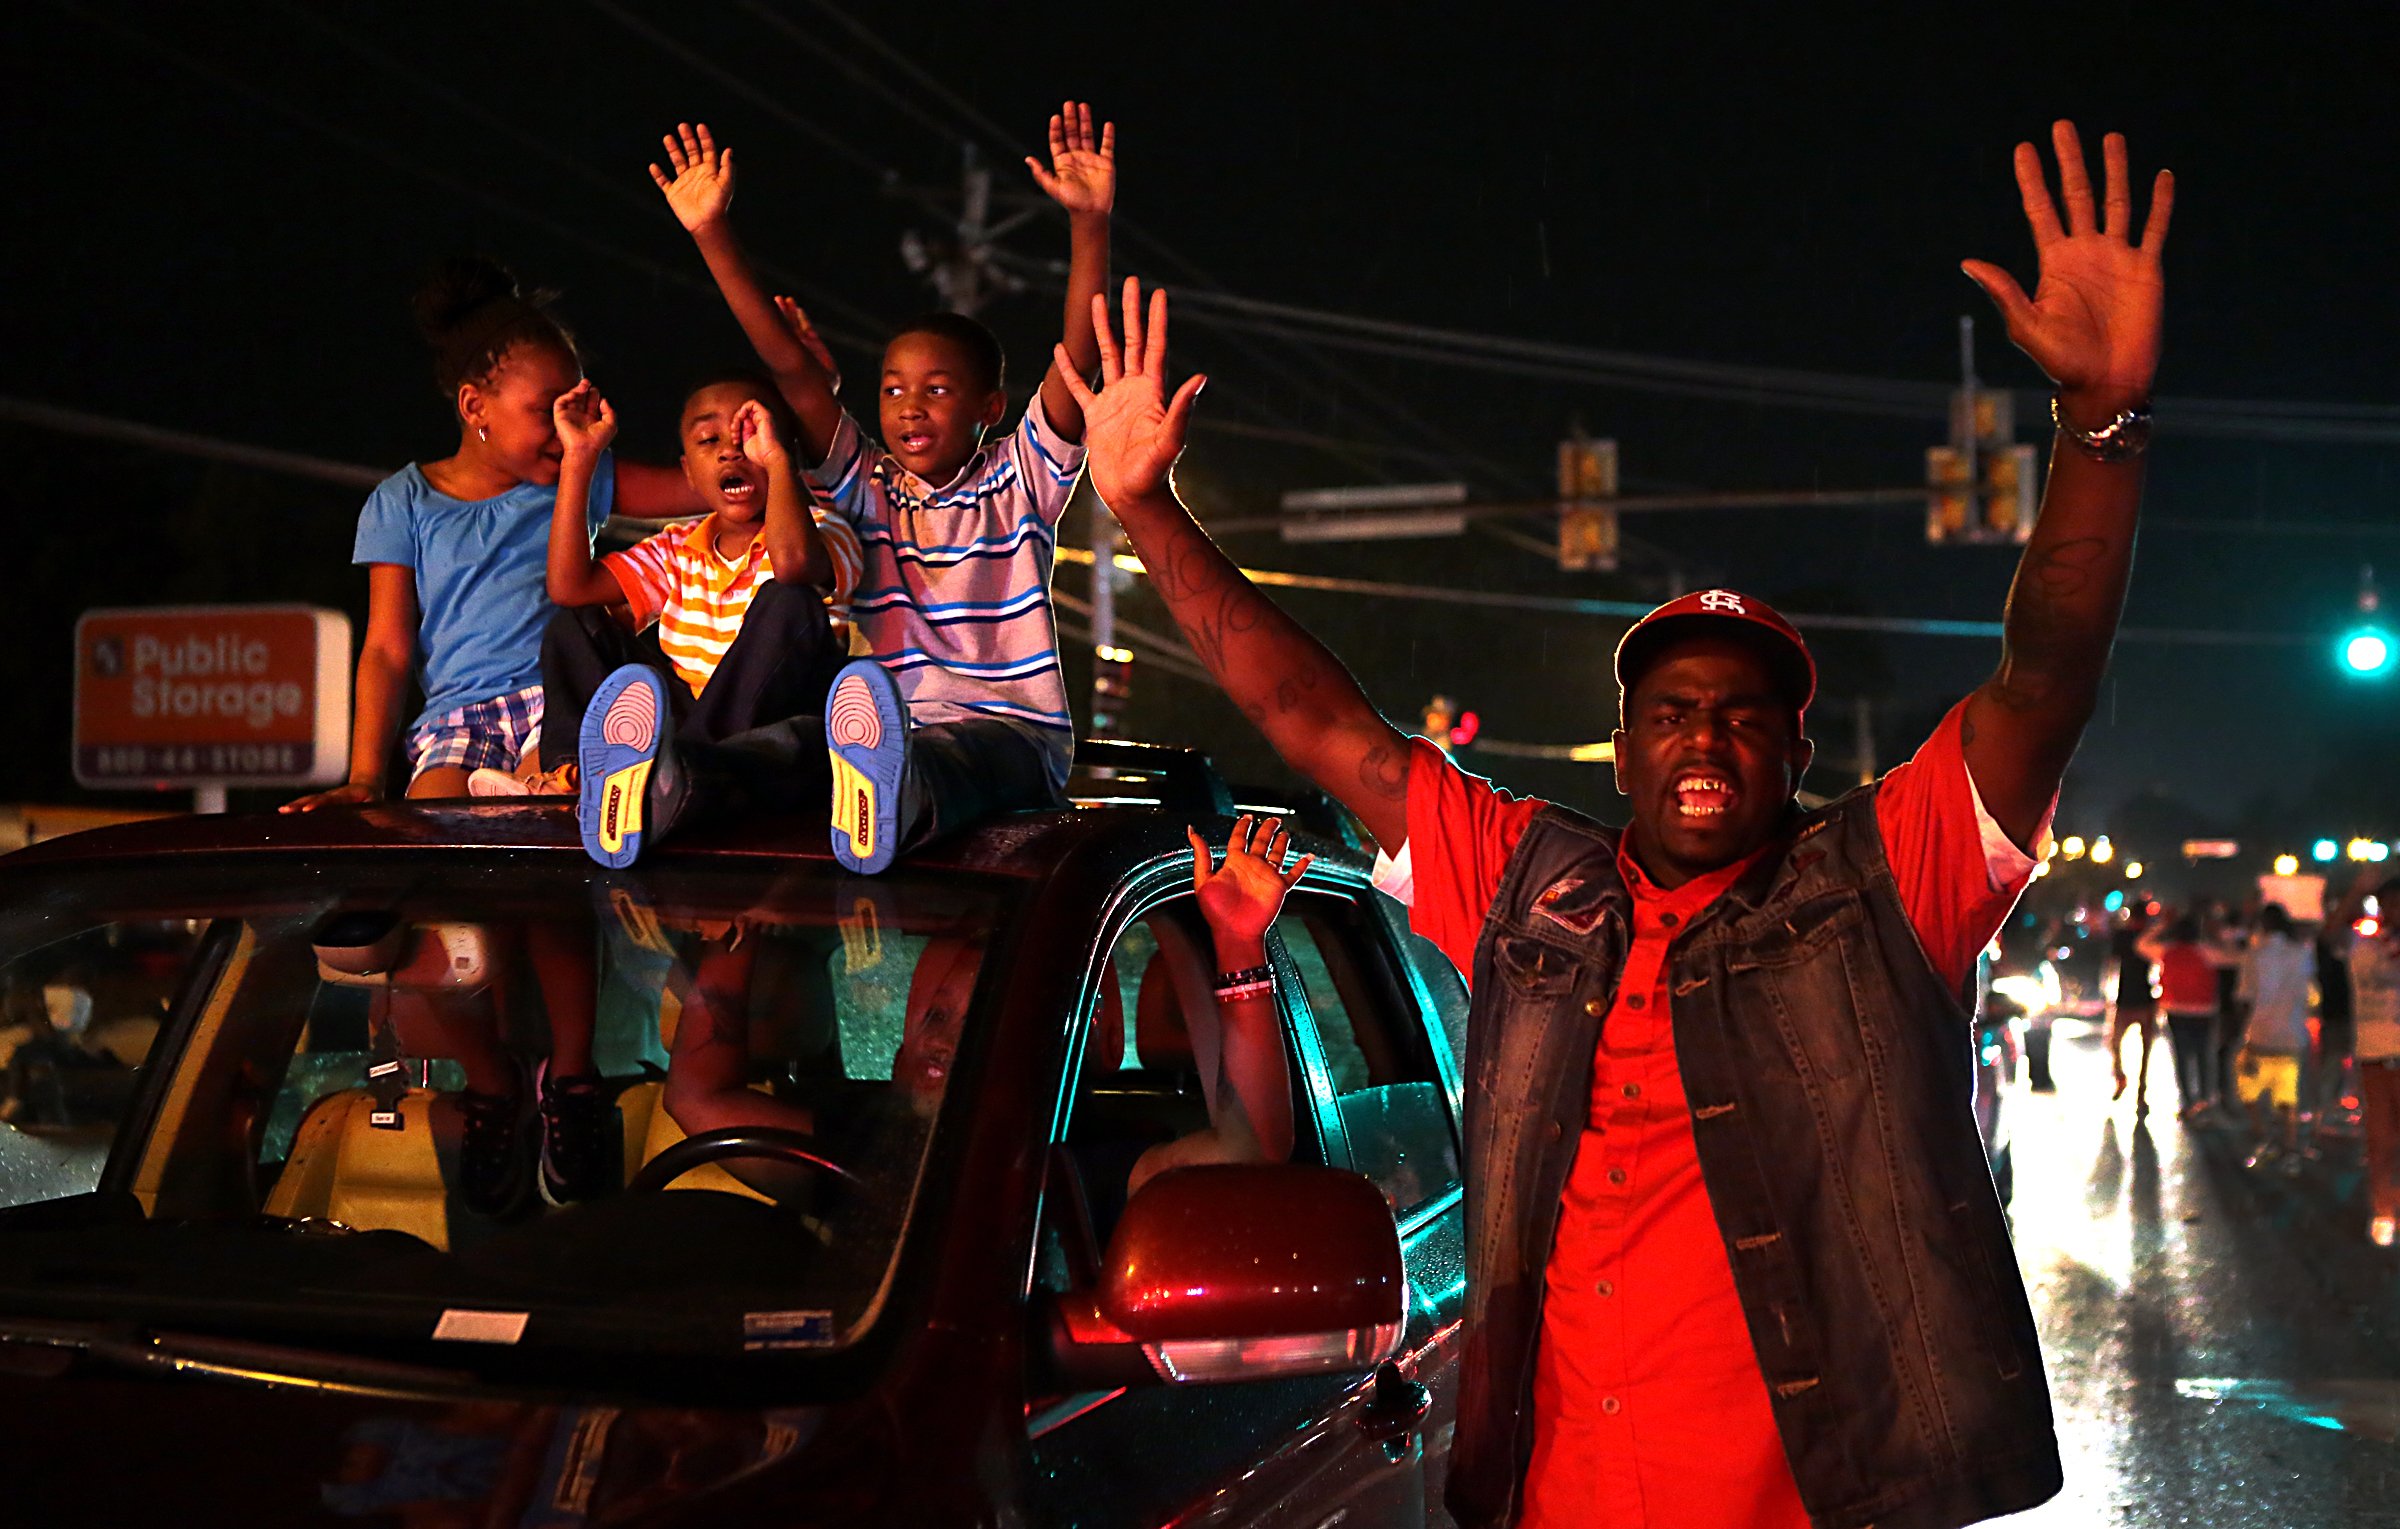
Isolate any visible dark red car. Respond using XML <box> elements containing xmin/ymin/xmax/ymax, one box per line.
<box><xmin>0</xmin><ymin>744</ymin><xmax>1468</xmax><ymax>1526</ymax></box>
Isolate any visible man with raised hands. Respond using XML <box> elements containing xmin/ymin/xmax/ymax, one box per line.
<box><xmin>1060</xmin><ymin>122</ymin><xmax>2169</xmax><ymax>1529</ymax></box>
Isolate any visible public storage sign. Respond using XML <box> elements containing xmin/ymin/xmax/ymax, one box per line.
<box><xmin>74</xmin><ymin>605</ymin><xmax>351</xmax><ymax>788</ymax></box>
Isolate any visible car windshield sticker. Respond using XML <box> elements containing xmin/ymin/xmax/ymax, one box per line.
<box><xmin>743</xmin><ymin>1309</ymin><xmax>838</xmax><ymax>1351</ymax></box>
<box><xmin>433</xmin><ymin>1309</ymin><xmax>530</xmax><ymax>1344</ymax></box>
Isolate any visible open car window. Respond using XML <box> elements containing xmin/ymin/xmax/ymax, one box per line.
<box><xmin>0</xmin><ymin>857</ymin><xmax>1016</xmax><ymax>1374</ymax></box>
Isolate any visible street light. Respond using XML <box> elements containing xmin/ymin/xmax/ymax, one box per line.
<box><xmin>2060</xmin><ymin>836</ymin><xmax>2087</xmax><ymax>860</ymax></box>
<box><xmin>2090</xmin><ymin>836</ymin><xmax>2116</xmax><ymax>866</ymax></box>
<box><xmin>2125</xmin><ymin>861</ymin><xmax>2145</xmax><ymax>880</ymax></box>
<box><xmin>2351</xmin><ymin>838</ymin><xmax>2382</xmax><ymax>863</ymax></box>
<box><xmin>2343</xmin><ymin>628</ymin><xmax>2395</xmax><ymax>677</ymax></box>
<box><xmin>2314</xmin><ymin>839</ymin><xmax>2341</xmax><ymax>864</ymax></box>
<box><xmin>2274</xmin><ymin>853</ymin><xmax>2300</xmax><ymax>876</ymax></box>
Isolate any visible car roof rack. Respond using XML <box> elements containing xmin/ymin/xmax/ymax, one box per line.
<box><xmin>1069</xmin><ymin>738</ymin><xmax>1234</xmax><ymax>819</ymax></box>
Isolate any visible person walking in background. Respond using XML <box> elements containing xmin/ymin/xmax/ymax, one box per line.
<box><xmin>2236</xmin><ymin>903</ymin><xmax>2315</xmax><ymax>1172</ymax></box>
<box><xmin>2108</xmin><ymin>907</ymin><xmax>2162</xmax><ymax>1114</ymax></box>
<box><xmin>2213</xmin><ymin>901</ymin><xmax>2252</xmax><ymax>1114</ymax></box>
<box><xmin>2314</xmin><ymin>912</ymin><xmax>2358</xmax><ymax>1135</ymax></box>
<box><xmin>2145</xmin><ymin>913</ymin><xmax>2228</xmax><ymax>1121</ymax></box>
<box><xmin>2341</xmin><ymin>877</ymin><xmax>2400</xmax><ymax>1244</ymax></box>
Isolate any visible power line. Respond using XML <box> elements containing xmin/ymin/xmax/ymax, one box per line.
<box><xmin>1052</xmin><ymin>546</ymin><xmax>2315</xmax><ymax>649</ymax></box>
<box><xmin>271</xmin><ymin>1</ymin><xmax>888</xmax><ymax>347</ymax></box>
<box><xmin>773</xmin><ymin>0</ymin><xmax>1528</xmax><ymax>489</ymax></box>
<box><xmin>1168</xmin><ymin>288</ymin><xmax>2400</xmax><ymax>446</ymax></box>
<box><xmin>0</xmin><ymin>396</ymin><xmax>386</xmax><ymax>489</ymax></box>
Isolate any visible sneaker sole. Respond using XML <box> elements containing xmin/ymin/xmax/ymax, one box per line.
<box><xmin>579</xmin><ymin>667</ymin><xmax>667</xmax><ymax>869</ymax></box>
<box><xmin>827</xmin><ymin>660</ymin><xmax>906</xmax><ymax>875</ymax></box>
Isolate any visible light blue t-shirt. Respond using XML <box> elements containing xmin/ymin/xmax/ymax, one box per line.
<box><xmin>352</xmin><ymin>455</ymin><xmax>615</xmax><ymax>730</ymax></box>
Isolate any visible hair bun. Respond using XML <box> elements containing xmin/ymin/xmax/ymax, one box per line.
<box><xmin>412</xmin><ymin>255</ymin><xmax>524</xmax><ymax>345</ymax></box>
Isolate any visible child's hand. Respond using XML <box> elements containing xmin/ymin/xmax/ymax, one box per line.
<box><xmin>774</xmin><ymin>295</ymin><xmax>840</xmax><ymax>393</ymax></box>
<box><xmin>649</xmin><ymin>121</ymin><xmax>735</xmax><ymax>232</ymax></box>
<box><xmin>1025</xmin><ymin>101</ymin><xmax>1115</xmax><ymax>218</ymax></box>
<box><xmin>732</xmin><ymin>399</ymin><xmax>786</xmax><ymax>467</ymax></box>
<box><xmin>280</xmin><ymin>781</ymin><xmax>377</xmax><ymax>814</ymax></box>
<box><xmin>553</xmin><ymin>381</ymin><xmax>618</xmax><ymax>458</ymax></box>
<box><xmin>1189</xmin><ymin>816</ymin><xmax>1312</xmax><ymax>950</ymax></box>
<box><xmin>1056</xmin><ymin>278</ymin><xmax>1205</xmax><ymax>509</ymax></box>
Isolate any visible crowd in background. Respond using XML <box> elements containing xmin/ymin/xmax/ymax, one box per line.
<box><xmin>2095</xmin><ymin>872</ymin><xmax>2400</xmax><ymax>1243</ymax></box>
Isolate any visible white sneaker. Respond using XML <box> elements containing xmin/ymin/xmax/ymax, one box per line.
<box><xmin>468</xmin><ymin>767</ymin><xmax>531</xmax><ymax>797</ymax></box>
<box><xmin>2372</xmin><ymin>1216</ymin><xmax>2396</xmax><ymax>1248</ymax></box>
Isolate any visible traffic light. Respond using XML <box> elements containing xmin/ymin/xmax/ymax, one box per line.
<box><xmin>2341</xmin><ymin>626</ymin><xmax>2394</xmax><ymax>677</ymax></box>
<box><xmin>1557</xmin><ymin>435</ymin><xmax>1619</xmax><ymax>572</ymax></box>
<box><xmin>1928</xmin><ymin>382</ymin><xmax>2037</xmax><ymax>544</ymax></box>
<box><xmin>2340</xmin><ymin>566</ymin><xmax>2393</xmax><ymax>678</ymax></box>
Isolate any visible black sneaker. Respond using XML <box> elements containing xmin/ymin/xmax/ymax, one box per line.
<box><xmin>539</xmin><ymin>1065</ymin><xmax>621</xmax><ymax>1205</ymax></box>
<box><xmin>455</xmin><ymin>1075</ymin><xmax>532</xmax><ymax>1217</ymax></box>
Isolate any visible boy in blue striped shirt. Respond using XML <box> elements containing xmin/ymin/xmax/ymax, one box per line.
<box><xmin>653</xmin><ymin>106</ymin><xmax>1113</xmax><ymax>871</ymax></box>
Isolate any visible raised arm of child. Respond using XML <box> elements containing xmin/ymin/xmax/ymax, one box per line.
<box><xmin>1024</xmin><ymin>102</ymin><xmax>1114</xmax><ymax>445</ymax></box>
<box><xmin>651</xmin><ymin>123</ymin><xmax>844</xmax><ymax>466</ymax></box>
<box><xmin>544</xmin><ymin>382</ymin><xmax>632</xmax><ymax>608</ymax></box>
<box><xmin>1129</xmin><ymin>816</ymin><xmax>1307</xmax><ymax>1197</ymax></box>
<box><xmin>731</xmin><ymin>399</ymin><xmax>832</xmax><ymax>589</ymax></box>
<box><xmin>281</xmin><ymin>566</ymin><xmax>418</xmax><ymax>811</ymax></box>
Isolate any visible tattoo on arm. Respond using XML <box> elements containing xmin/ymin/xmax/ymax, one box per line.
<box><xmin>1992</xmin><ymin>536</ymin><xmax>2113</xmax><ymax>713</ymax></box>
<box><xmin>1358</xmin><ymin>742</ymin><xmax>1409</xmax><ymax>802</ymax></box>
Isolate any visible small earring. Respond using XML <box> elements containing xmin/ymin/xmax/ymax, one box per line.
<box><xmin>476</xmin><ymin>425</ymin><xmax>489</xmax><ymax>442</ymax></box>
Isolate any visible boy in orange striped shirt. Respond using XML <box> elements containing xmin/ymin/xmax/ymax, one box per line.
<box><xmin>489</xmin><ymin>373</ymin><xmax>861</xmax><ymax>867</ymax></box>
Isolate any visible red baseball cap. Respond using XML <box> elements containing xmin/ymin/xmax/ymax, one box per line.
<box><xmin>1614</xmin><ymin>589</ymin><xmax>1817</xmax><ymax>720</ymax></box>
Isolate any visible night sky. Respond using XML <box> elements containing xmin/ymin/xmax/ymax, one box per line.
<box><xmin>5</xmin><ymin>3</ymin><xmax>2395</xmax><ymax>857</ymax></box>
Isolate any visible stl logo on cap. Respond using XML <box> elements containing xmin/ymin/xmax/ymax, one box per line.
<box><xmin>1698</xmin><ymin>590</ymin><xmax>1748</xmax><ymax>615</ymax></box>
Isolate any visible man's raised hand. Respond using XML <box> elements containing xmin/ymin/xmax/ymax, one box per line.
<box><xmin>1962</xmin><ymin>122</ymin><xmax>2171</xmax><ymax>409</ymax></box>
<box><xmin>1026</xmin><ymin>101</ymin><xmax>1115</xmax><ymax>217</ymax></box>
<box><xmin>1054</xmin><ymin>277</ymin><xmax>1205</xmax><ymax>510</ymax></box>
<box><xmin>650</xmin><ymin>121</ymin><xmax>734</xmax><ymax>232</ymax></box>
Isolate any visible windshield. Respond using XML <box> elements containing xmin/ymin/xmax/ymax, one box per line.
<box><xmin>0</xmin><ymin>854</ymin><xmax>1013</xmax><ymax>1377</ymax></box>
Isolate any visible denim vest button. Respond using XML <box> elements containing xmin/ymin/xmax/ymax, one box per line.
<box><xmin>1659</xmin><ymin>912</ymin><xmax>1679</xmax><ymax>927</ymax></box>
<box><xmin>1622</xmin><ymin>1082</ymin><xmax>1641</xmax><ymax>1099</ymax></box>
<box><xmin>1584</xmin><ymin>998</ymin><xmax>1606</xmax><ymax>1017</ymax></box>
<box><xmin>1607</xmin><ymin>1167</ymin><xmax>1627</xmax><ymax>1186</ymax></box>
<box><xmin>1626</xmin><ymin>993</ymin><xmax>1646</xmax><ymax>1010</ymax></box>
<box><xmin>1596</xmin><ymin>1279</ymin><xmax>1614</xmax><ymax>1297</ymax></box>
<box><xmin>1601</xmin><ymin>1396</ymin><xmax>1622</xmax><ymax>1415</ymax></box>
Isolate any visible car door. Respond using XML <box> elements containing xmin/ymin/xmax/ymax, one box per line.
<box><xmin>1020</xmin><ymin>875</ymin><xmax>1458</xmax><ymax>1527</ymax></box>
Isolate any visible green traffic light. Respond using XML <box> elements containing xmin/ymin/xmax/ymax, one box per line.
<box><xmin>2341</xmin><ymin>626</ymin><xmax>2394</xmax><ymax>677</ymax></box>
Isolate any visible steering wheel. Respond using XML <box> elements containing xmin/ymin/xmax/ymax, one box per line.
<box><xmin>627</xmin><ymin>1125</ymin><xmax>863</xmax><ymax>1194</ymax></box>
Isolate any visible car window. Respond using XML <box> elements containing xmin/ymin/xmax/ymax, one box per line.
<box><xmin>0</xmin><ymin>918</ymin><xmax>202</xmax><ymax>1202</ymax></box>
<box><xmin>1044</xmin><ymin>897</ymin><xmax>1326</xmax><ymax>1261</ymax></box>
<box><xmin>1281</xmin><ymin>893</ymin><xmax>1459</xmax><ymax>1221</ymax></box>
<box><xmin>0</xmin><ymin>857</ymin><xmax>1018</xmax><ymax>1368</ymax></box>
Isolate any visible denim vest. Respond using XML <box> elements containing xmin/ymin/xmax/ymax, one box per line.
<box><xmin>1446</xmin><ymin>791</ymin><xmax>2060</xmax><ymax>1529</ymax></box>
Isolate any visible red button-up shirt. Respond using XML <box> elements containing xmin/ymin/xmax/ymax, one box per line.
<box><xmin>1377</xmin><ymin>702</ymin><xmax>2039</xmax><ymax>1528</ymax></box>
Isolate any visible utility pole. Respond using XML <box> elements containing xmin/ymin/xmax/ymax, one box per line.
<box><xmin>900</xmin><ymin>143</ymin><xmax>1028</xmax><ymax>319</ymax></box>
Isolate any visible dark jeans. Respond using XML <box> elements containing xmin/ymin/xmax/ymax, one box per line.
<box><xmin>539</xmin><ymin>580</ymin><xmax>846</xmax><ymax>768</ymax></box>
<box><xmin>2216</xmin><ymin>1005</ymin><xmax>2248</xmax><ymax>1112</ymax></box>
<box><xmin>899</xmin><ymin>718</ymin><xmax>1068</xmax><ymax>851</ymax></box>
<box><xmin>2166</xmin><ymin>1011</ymin><xmax>2215</xmax><ymax>1112</ymax></box>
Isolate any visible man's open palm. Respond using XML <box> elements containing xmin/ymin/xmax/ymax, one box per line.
<box><xmin>1055</xmin><ymin>278</ymin><xmax>1205</xmax><ymax>509</ymax></box>
<box><xmin>1962</xmin><ymin>121</ymin><xmax>2172</xmax><ymax>400</ymax></box>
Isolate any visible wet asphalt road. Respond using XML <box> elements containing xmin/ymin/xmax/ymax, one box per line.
<box><xmin>1990</xmin><ymin>1016</ymin><xmax>2400</xmax><ymax>1527</ymax></box>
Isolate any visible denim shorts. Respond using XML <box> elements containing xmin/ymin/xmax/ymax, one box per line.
<box><xmin>405</xmin><ymin>685</ymin><xmax>544</xmax><ymax>780</ymax></box>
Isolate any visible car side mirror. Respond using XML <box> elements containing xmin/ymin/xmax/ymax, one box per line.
<box><xmin>1044</xmin><ymin>1163</ymin><xmax>1406</xmax><ymax>1388</ymax></box>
